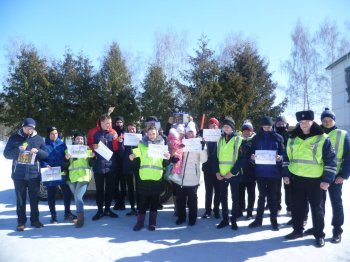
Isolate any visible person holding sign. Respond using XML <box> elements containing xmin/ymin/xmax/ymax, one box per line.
<box><xmin>173</xmin><ymin>123</ymin><xmax>208</xmax><ymax>226</ymax></box>
<box><xmin>215</xmin><ymin>117</ymin><xmax>247</xmax><ymax>230</ymax></box>
<box><xmin>283</xmin><ymin>110</ymin><xmax>336</xmax><ymax>247</ymax></box>
<box><xmin>41</xmin><ymin>126</ymin><xmax>76</xmax><ymax>224</ymax></box>
<box><xmin>91</xmin><ymin>114</ymin><xmax>119</xmax><ymax>220</ymax></box>
<box><xmin>118</xmin><ymin>123</ymin><xmax>141</xmax><ymax>216</ymax></box>
<box><xmin>4</xmin><ymin>118</ymin><xmax>48</xmax><ymax>231</ymax></box>
<box><xmin>64</xmin><ymin>132</ymin><xmax>95</xmax><ymax>228</ymax></box>
<box><xmin>201</xmin><ymin>117</ymin><xmax>221</xmax><ymax>219</ymax></box>
<box><xmin>129</xmin><ymin>126</ymin><xmax>170</xmax><ymax>231</ymax></box>
<box><xmin>248</xmin><ymin>117</ymin><xmax>284</xmax><ymax>231</ymax></box>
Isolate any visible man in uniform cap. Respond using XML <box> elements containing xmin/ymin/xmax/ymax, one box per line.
<box><xmin>283</xmin><ymin>110</ymin><xmax>337</xmax><ymax>247</ymax></box>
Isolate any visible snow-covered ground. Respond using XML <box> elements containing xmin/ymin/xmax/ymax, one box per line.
<box><xmin>0</xmin><ymin>142</ymin><xmax>349</xmax><ymax>262</ymax></box>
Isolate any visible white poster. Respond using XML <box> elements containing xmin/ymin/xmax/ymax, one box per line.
<box><xmin>124</xmin><ymin>133</ymin><xmax>142</xmax><ymax>146</ymax></box>
<box><xmin>95</xmin><ymin>141</ymin><xmax>113</xmax><ymax>161</ymax></box>
<box><xmin>41</xmin><ymin>166</ymin><xmax>62</xmax><ymax>182</ymax></box>
<box><xmin>67</xmin><ymin>145</ymin><xmax>89</xmax><ymax>158</ymax></box>
<box><xmin>203</xmin><ymin>129</ymin><xmax>221</xmax><ymax>142</ymax></box>
<box><xmin>183</xmin><ymin>138</ymin><xmax>202</xmax><ymax>152</ymax></box>
<box><xmin>148</xmin><ymin>144</ymin><xmax>169</xmax><ymax>159</ymax></box>
<box><xmin>255</xmin><ymin>150</ymin><xmax>277</xmax><ymax>165</ymax></box>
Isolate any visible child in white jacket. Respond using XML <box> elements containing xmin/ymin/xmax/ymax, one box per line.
<box><xmin>173</xmin><ymin>122</ymin><xmax>208</xmax><ymax>226</ymax></box>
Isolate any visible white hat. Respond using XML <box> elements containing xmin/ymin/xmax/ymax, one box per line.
<box><xmin>176</xmin><ymin>124</ymin><xmax>185</xmax><ymax>134</ymax></box>
<box><xmin>185</xmin><ymin>122</ymin><xmax>196</xmax><ymax>135</ymax></box>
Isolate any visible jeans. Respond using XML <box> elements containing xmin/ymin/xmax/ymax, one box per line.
<box><xmin>13</xmin><ymin>178</ymin><xmax>40</xmax><ymax>224</ymax></box>
<box><xmin>47</xmin><ymin>183</ymin><xmax>72</xmax><ymax>216</ymax></box>
<box><xmin>68</xmin><ymin>182</ymin><xmax>88</xmax><ymax>213</ymax></box>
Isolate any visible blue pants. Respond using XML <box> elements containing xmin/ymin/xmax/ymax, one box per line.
<box><xmin>68</xmin><ymin>182</ymin><xmax>88</xmax><ymax>213</ymax></box>
<box><xmin>47</xmin><ymin>183</ymin><xmax>72</xmax><ymax>216</ymax></box>
<box><xmin>13</xmin><ymin>178</ymin><xmax>40</xmax><ymax>224</ymax></box>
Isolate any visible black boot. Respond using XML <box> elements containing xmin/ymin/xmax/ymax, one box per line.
<box><xmin>104</xmin><ymin>208</ymin><xmax>118</xmax><ymax>218</ymax></box>
<box><xmin>217</xmin><ymin>219</ymin><xmax>229</xmax><ymax>229</ymax></box>
<box><xmin>246</xmin><ymin>210</ymin><xmax>253</xmax><ymax>220</ymax></box>
<box><xmin>249</xmin><ymin>218</ymin><xmax>262</xmax><ymax>228</ymax></box>
<box><xmin>285</xmin><ymin>230</ymin><xmax>303</xmax><ymax>240</ymax></box>
<box><xmin>270</xmin><ymin>218</ymin><xmax>280</xmax><ymax>231</ymax></box>
<box><xmin>92</xmin><ymin>209</ymin><xmax>104</xmax><ymax>221</ymax></box>
<box><xmin>231</xmin><ymin>220</ymin><xmax>238</xmax><ymax>230</ymax></box>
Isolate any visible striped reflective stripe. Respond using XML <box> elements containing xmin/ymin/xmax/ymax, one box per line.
<box><xmin>217</xmin><ymin>136</ymin><xmax>241</xmax><ymax>165</ymax></box>
<box><xmin>289</xmin><ymin>135</ymin><xmax>322</xmax><ymax>164</ymax></box>
<box><xmin>140</xmin><ymin>165</ymin><xmax>163</xmax><ymax>170</ymax></box>
<box><xmin>219</xmin><ymin>161</ymin><xmax>234</xmax><ymax>165</ymax></box>
<box><xmin>334</xmin><ymin>130</ymin><xmax>343</xmax><ymax>163</ymax></box>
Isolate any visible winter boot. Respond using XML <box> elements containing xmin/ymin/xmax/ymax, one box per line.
<box><xmin>148</xmin><ymin>212</ymin><xmax>157</xmax><ymax>231</ymax></box>
<box><xmin>133</xmin><ymin>213</ymin><xmax>146</xmax><ymax>231</ymax></box>
<box><xmin>270</xmin><ymin>218</ymin><xmax>280</xmax><ymax>231</ymax></box>
<box><xmin>50</xmin><ymin>214</ymin><xmax>58</xmax><ymax>224</ymax></box>
<box><xmin>249</xmin><ymin>218</ymin><xmax>262</xmax><ymax>228</ymax></box>
<box><xmin>75</xmin><ymin>212</ymin><xmax>84</xmax><ymax>228</ymax></box>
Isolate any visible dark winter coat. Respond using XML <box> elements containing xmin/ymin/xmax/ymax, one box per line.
<box><xmin>92</xmin><ymin>129</ymin><xmax>119</xmax><ymax>174</ymax></box>
<box><xmin>241</xmin><ymin>133</ymin><xmax>256</xmax><ymax>183</ymax></box>
<box><xmin>41</xmin><ymin>137</ymin><xmax>68</xmax><ymax>186</ymax></box>
<box><xmin>202</xmin><ymin>141</ymin><xmax>218</xmax><ymax>175</ymax></box>
<box><xmin>4</xmin><ymin>129</ymin><xmax>48</xmax><ymax>180</ymax></box>
<box><xmin>251</xmin><ymin>129</ymin><xmax>284</xmax><ymax>179</ymax></box>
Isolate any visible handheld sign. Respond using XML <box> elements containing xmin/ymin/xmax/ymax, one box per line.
<box><xmin>183</xmin><ymin>138</ymin><xmax>202</xmax><ymax>152</ymax></box>
<box><xmin>203</xmin><ymin>129</ymin><xmax>221</xmax><ymax>142</ymax></box>
<box><xmin>255</xmin><ymin>150</ymin><xmax>277</xmax><ymax>165</ymax></box>
<box><xmin>124</xmin><ymin>133</ymin><xmax>142</xmax><ymax>146</ymax></box>
<box><xmin>41</xmin><ymin>167</ymin><xmax>62</xmax><ymax>182</ymax></box>
<box><xmin>95</xmin><ymin>141</ymin><xmax>113</xmax><ymax>161</ymax></box>
<box><xmin>148</xmin><ymin>144</ymin><xmax>169</xmax><ymax>159</ymax></box>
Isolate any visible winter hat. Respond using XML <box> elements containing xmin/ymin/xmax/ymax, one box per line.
<box><xmin>241</xmin><ymin>121</ymin><xmax>254</xmax><ymax>131</ymax></box>
<box><xmin>22</xmin><ymin>118</ymin><xmax>36</xmax><ymax>128</ymax></box>
<box><xmin>275</xmin><ymin>116</ymin><xmax>287</xmax><ymax>124</ymax></box>
<box><xmin>321</xmin><ymin>108</ymin><xmax>336</xmax><ymax>121</ymax></box>
<box><xmin>146</xmin><ymin>116</ymin><xmax>158</xmax><ymax>122</ymax></box>
<box><xmin>296</xmin><ymin>110</ymin><xmax>314</xmax><ymax>122</ymax></box>
<box><xmin>260</xmin><ymin>116</ymin><xmax>273</xmax><ymax>126</ymax></box>
<box><xmin>46</xmin><ymin>126</ymin><xmax>58</xmax><ymax>136</ymax></box>
<box><xmin>222</xmin><ymin>117</ymin><xmax>235</xmax><ymax>130</ymax></box>
<box><xmin>115</xmin><ymin>116</ymin><xmax>124</xmax><ymax>123</ymax></box>
<box><xmin>176</xmin><ymin>124</ymin><xmax>185</xmax><ymax>134</ymax></box>
<box><xmin>185</xmin><ymin>121</ymin><xmax>197</xmax><ymax>135</ymax></box>
<box><xmin>208</xmin><ymin>117</ymin><xmax>219</xmax><ymax>128</ymax></box>
<box><xmin>73</xmin><ymin>132</ymin><xmax>85</xmax><ymax>141</ymax></box>
<box><xmin>169</xmin><ymin>128</ymin><xmax>180</xmax><ymax>139</ymax></box>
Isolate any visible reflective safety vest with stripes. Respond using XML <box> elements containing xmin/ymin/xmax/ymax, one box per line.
<box><xmin>68</xmin><ymin>151</ymin><xmax>93</xmax><ymax>183</ymax></box>
<box><xmin>287</xmin><ymin>134</ymin><xmax>327</xmax><ymax>178</ymax></box>
<box><xmin>217</xmin><ymin>135</ymin><xmax>242</xmax><ymax>176</ymax></box>
<box><xmin>133</xmin><ymin>143</ymin><xmax>163</xmax><ymax>181</ymax></box>
<box><xmin>328</xmin><ymin>129</ymin><xmax>346</xmax><ymax>174</ymax></box>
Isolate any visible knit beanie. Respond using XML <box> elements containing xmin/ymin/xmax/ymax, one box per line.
<box><xmin>241</xmin><ymin>121</ymin><xmax>254</xmax><ymax>131</ymax></box>
<box><xmin>22</xmin><ymin>118</ymin><xmax>36</xmax><ymax>128</ymax></box>
<box><xmin>208</xmin><ymin>117</ymin><xmax>219</xmax><ymax>128</ymax></box>
<box><xmin>321</xmin><ymin>108</ymin><xmax>336</xmax><ymax>121</ymax></box>
<box><xmin>260</xmin><ymin>116</ymin><xmax>273</xmax><ymax>126</ymax></box>
<box><xmin>46</xmin><ymin>126</ymin><xmax>58</xmax><ymax>136</ymax></box>
<box><xmin>222</xmin><ymin>117</ymin><xmax>235</xmax><ymax>130</ymax></box>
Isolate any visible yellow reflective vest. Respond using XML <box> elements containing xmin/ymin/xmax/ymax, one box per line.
<box><xmin>287</xmin><ymin>134</ymin><xmax>327</xmax><ymax>178</ymax></box>
<box><xmin>217</xmin><ymin>135</ymin><xmax>242</xmax><ymax>176</ymax></box>
<box><xmin>328</xmin><ymin>129</ymin><xmax>347</xmax><ymax>174</ymax></box>
<box><xmin>133</xmin><ymin>143</ymin><xmax>163</xmax><ymax>181</ymax></box>
<box><xmin>67</xmin><ymin>150</ymin><xmax>93</xmax><ymax>183</ymax></box>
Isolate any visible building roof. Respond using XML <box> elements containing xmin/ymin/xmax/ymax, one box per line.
<box><xmin>326</xmin><ymin>52</ymin><xmax>350</xmax><ymax>70</ymax></box>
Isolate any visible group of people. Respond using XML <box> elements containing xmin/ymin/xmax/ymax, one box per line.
<box><xmin>3</xmin><ymin>108</ymin><xmax>349</xmax><ymax>248</ymax></box>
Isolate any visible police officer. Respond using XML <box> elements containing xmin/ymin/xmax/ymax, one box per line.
<box><xmin>283</xmin><ymin>110</ymin><xmax>337</xmax><ymax>247</ymax></box>
<box><xmin>303</xmin><ymin>108</ymin><xmax>350</xmax><ymax>243</ymax></box>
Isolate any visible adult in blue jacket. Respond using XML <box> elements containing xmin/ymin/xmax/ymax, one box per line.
<box><xmin>42</xmin><ymin>126</ymin><xmax>76</xmax><ymax>224</ymax></box>
<box><xmin>248</xmin><ymin>116</ymin><xmax>284</xmax><ymax>231</ymax></box>
<box><xmin>4</xmin><ymin>118</ymin><xmax>48</xmax><ymax>231</ymax></box>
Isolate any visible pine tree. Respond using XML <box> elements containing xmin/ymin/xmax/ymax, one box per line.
<box><xmin>140</xmin><ymin>64</ymin><xmax>175</xmax><ymax>127</ymax></box>
<box><xmin>0</xmin><ymin>45</ymin><xmax>51</xmax><ymax>134</ymax></box>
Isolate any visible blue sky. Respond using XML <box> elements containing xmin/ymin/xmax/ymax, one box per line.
<box><xmin>0</xmin><ymin>0</ymin><xmax>349</xmax><ymax>122</ymax></box>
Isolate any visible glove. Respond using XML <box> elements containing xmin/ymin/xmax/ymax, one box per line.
<box><xmin>170</xmin><ymin>156</ymin><xmax>180</xmax><ymax>164</ymax></box>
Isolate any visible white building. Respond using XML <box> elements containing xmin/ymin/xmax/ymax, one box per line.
<box><xmin>326</xmin><ymin>52</ymin><xmax>350</xmax><ymax>132</ymax></box>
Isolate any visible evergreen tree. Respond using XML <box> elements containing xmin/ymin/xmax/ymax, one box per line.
<box><xmin>182</xmin><ymin>36</ymin><xmax>221</xmax><ymax>121</ymax></box>
<box><xmin>140</xmin><ymin>64</ymin><xmax>175</xmax><ymax>127</ymax></box>
<box><xmin>97</xmin><ymin>42</ymin><xmax>139</xmax><ymax>124</ymax></box>
<box><xmin>0</xmin><ymin>45</ymin><xmax>51</xmax><ymax>134</ymax></box>
<box><xmin>220</xmin><ymin>44</ymin><xmax>287</xmax><ymax>126</ymax></box>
